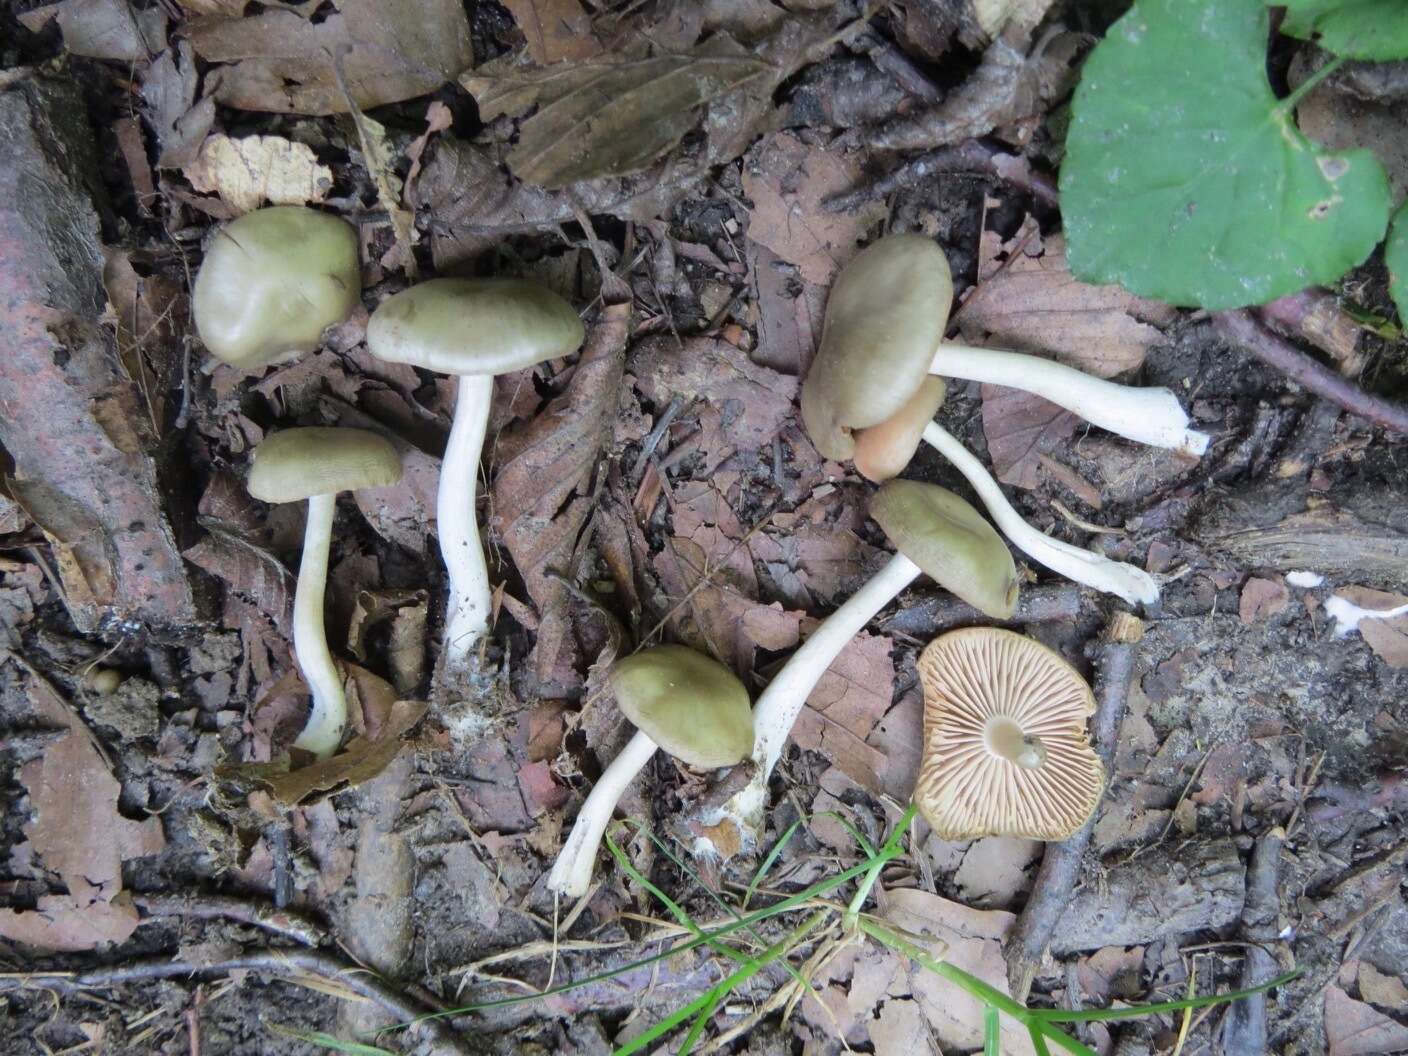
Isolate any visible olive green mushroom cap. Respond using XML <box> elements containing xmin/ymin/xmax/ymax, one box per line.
<box><xmin>193</xmin><ymin>206</ymin><xmax>361</xmax><ymax>369</ymax></box>
<box><xmin>801</xmin><ymin>235</ymin><xmax>954</xmax><ymax>461</ymax></box>
<box><xmin>609</xmin><ymin>645</ymin><xmax>754</xmax><ymax>769</ymax></box>
<box><xmin>870</xmin><ymin>480</ymin><xmax>1019</xmax><ymax>619</ymax></box>
<box><xmin>247</xmin><ymin>428</ymin><xmax>402</xmax><ymax>503</ymax></box>
<box><xmin>365</xmin><ymin>278</ymin><xmax>586</xmax><ymax>376</ymax></box>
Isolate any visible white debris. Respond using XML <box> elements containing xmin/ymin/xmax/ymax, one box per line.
<box><xmin>1285</xmin><ymin>570</ymin><xmax>1324</xmax><ymax>589</ymax></box>
<box><xmin>1324</xmin><ymin>594</ymin><xmax>1408</xmax><ymax>638</ymax></box>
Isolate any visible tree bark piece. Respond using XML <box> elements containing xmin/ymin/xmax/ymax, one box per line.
<box><xmin>1214</xmin><ymin>310</ymin><xmax>1408</xmax><ymax>436</ymax></box>
<box><xmin>0</xmin><ymin>75</ymin><xmax>196</xmax><ymax>634</ymax></box>
<box><xmin>1004</xmin><ymin>611</ymin><xmax>1142</xmax><ymax>998</ymax></box>
<box><xmin>1257</xmin><ymin>289</ymin><xmax>1364</xmax><ymax>375</ymax></box>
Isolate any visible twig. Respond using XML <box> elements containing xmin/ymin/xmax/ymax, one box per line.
<box><xmin>882</xmin><ymin>582</ymin><xmax>1083</xmax><ymax>638</ymax></box>
<box><xmin>1258</xmin><ymin>289</ymin><xmax>1364</xmax><ymax>374</ymax></box>
<box><xmin>133</xmin><ymin>894</ymin><xmax>326</xmax><ymax>947</ymax></box>
<box><xmin>5</xmin><ymin>949</ymin><xmax>473</xmax><ymax>1056</ymax></box>
<box><xmin>1213</xmin><ymin>310</ymin><xmax>1408</xmax><ymax>436</ymax></box>
<box><xmin>1004</xmin><ymin>611</ymin><xmax>1143</xmax><ymax>1000</ymax></box>
<box><xmin>825</xmin><ymin>139</ymin><xmax>1059</xmax><ymax>213</ymax></box>
<box><xmin>630</xmin><ymin>396</ymin><xmax>686</xmax><ymax>484</ymax></box>
<box><xmin>1220</xmin><ymin>827</ymin><xmax>1286</xmax><ymax>1056</ymax></box>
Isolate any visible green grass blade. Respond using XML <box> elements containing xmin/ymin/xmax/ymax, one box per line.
<box><xmin>1029</xmin><ymin>970</ymin><xmax>1303</xmax><ymax>1023</ymax></box>
<box><xmin>744</xmin><ymin>816</ymin><xmax>805</xmax><ymax>910</ymax></box>
<box><xmin>1029</xmin><ymin>1024</ymin><xmax>1053</xmax><ymax>1056</ymax></box>
<box><xmin>677</xmin><ymin>989</ymin><xmax>722</xmax><ymax>1056</ymax></box>
<box><xmin>264</xmin><ymin>1022</ymin><xmax>395</xmax><ymax>1055</ymax></box>
<box><xmin>985</xmin><ymin>1007</ymin><xmax>1000</xmax><ymax>1056</ymax></box>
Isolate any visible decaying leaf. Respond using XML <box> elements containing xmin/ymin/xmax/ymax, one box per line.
<box><xmin>502</xmin><ymin>0</ymin><xmax>602</xmax><ymax>65</ymax></box>
<box><xmin>1239</xmin><ymin>576</ymin><xmax>1291</xmax><ymax>624</ymax></box>
<box><xmin>338</xmin><ymin>101</ymin><xmax>417</xmax><ymax>274</ymax></box>
<box><xmin>102</xmin><ymin>249</ymin><xmax>186</xmax><ymax>435</ymax></box>
<box><xmin>1332</xmin><ymin>586</ymin><xmax>1408</xmax><ymax>669</ymax></box>
<box><xmin>185</xmin><ymin>134</ymin><xmax>334</xmax><ymax>213</ymax></box>
<box><xmin>347</xmin><ymin>588</ymin><xmax>428</xmax><ymax>695</ymax></box>
<box><xmin>980</xmin><ymin>384</ymin><xmax>1079</xmax><ymax>490</ymax></box>
<box><xmin>790</xmin><ymin>629</ymin><xmax>895</xmax><ymax>792</ymax></box>
<box><xmin>187</xmin><ymin>0</ymin><xmax>474</xmax><ymax>115</ymax></box>
<box><xmin>952</xmin><ymin>835</ymin><xmax>1041</xmax><ymax>909</ymax></box>
<box><xmin>491</xmin><ymin>303</ymin><xmax>630</xmax><ymax>687</ymax></box>
<box><xmin>229</xmin><ymin>699</ymin><xmax>428</xmax><ymax>806</ymax></box>
<box><xmin>19</xmin><ymin>0</ymin><xmax>165</xmax><ymax>62</ymax></box>
<box><xmin>959</xmin><ymin>233</ymin><xmax>1178</xmax><ymax>378</ymax></box>
<box><xmin>184</xmin><ymin>527</ymin><xmax>295</xmax><ymax>636</ymax></box>
<box><xmin>742</xmin><ymin>131</ymin><xmax>885</xmax><ymax>284</ymax></box>
<box><xmin>1326</xmin><ymin>985</ymin><xmax>1408</xmax><ymax>1056</ymax></box>
<box><xmin>140</xmin><ymin>41</ymin><xmax>214</xmax><ymax>169</ymax></box>
<box><xmin>0</xmin><ymin>726</ymin><xmax>164</xmax><ymax>951</ymax></box>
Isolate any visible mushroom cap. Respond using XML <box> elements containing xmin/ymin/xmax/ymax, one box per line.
<box><xmin>247</xmin><ymin>427</ymin><xmax>402</xmax><ymax>503</ymax></box>
<box><xmin>192</xmin><ymin>206</ymin><xmax>360</xmax><ymax>369</ymax></box>
<box><xmin>365</xmin><ymin>278</ymin><xmax>585</xmax><ymax>376</ymax></box>
<box><xmin>852</xmin><ymin>376</ymin><xmax>947</xmax><ymax>483</ymax></box>
<box><xmin>869</xmin><ymin>480</ymin><xmax>1019</xmax><ymax>619</ymax></box>
<box><xmin>800</xmin><ymin>235</ymin><xmax>953</xmax><ymax>461</ymax></box>
<box><xmin>609</xmin><ymin>645</ymin><xmax>754</xmax><ymax>769</ymax></box>
<box><xmin>914</xmin><ymin>627</ymin><xmax>1104</xmax><ymax>841</ymax></box>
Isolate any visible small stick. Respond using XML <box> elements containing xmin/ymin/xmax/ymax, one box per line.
<box><xmin>1220</xmin><ymin>827</ymin><xmax>1286</xmax><ymax>1056</ymax></box>
<box><xmin>1214</xmin><ymin>310</ymin><xmax>1408</xmax><ymax>436</ymax></box>
<box><xmin>826</xmin><ymin>139</ymin><xmax>1059</xmax><ymax>214</ymax></box>
<box><xmin>1257</xmin><ymin>288</ymin><xmax>1364</xmax><ymax>375</ymax></box>
<box><xmin>133</xmin><ymin>893</ymin><xmax>326</xmax><ymax>947</ymax></box>
<box><xmin>1004</xmin><ymin>611</ymin><xmax>1143</xmax><ymax>1000</ymax></box>
<box><xmin>882</xmin><ymin>582</ymin><xmax>1083</xmax><ymax>638</ymax></box>
<box><xmin>7</xmin><ymin>949</ymin><xmax>473</xmax><ymax>1056</ymax></box>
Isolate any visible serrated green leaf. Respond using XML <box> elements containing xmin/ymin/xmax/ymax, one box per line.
<box><xmin>1062</xmin><ymin>0</ymin><xmax>1392</xmax><ymax>309</ymax></box>
<box><xmin>1279</xmin><ymin>0</ymin><xmax>1408</xmax><ymax>61</ymax></box>
<box><xmin>1389</xmin><ymin>201</ymin><xmax>1408</xmax><ymax>323</ymax></box>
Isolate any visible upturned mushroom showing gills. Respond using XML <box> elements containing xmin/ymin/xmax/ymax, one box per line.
<box><xmin>800</xmin><ymin>233</ymin><xmax>1168</xmax><ymax>607</ymax></box>
<box><xmin>192</xmin><ymin>206</ymin><xmax>361</xmax><ymax>369</ymax></box>
<box><xmin>915</xmin><ymin>627</ymin><xmax>1104</xmax><ymax>841</ymax></box>
<box><xmin>693</xmin><ymin>480</ymin><xmax>1018</xmax><ymax>860</ymax></box>
<box><xmin>548</xmin><ymin>645</ymin><xmax>753</xmax><ymax>898</ymax></box>
<box><xmin>246</xmin><ymin>428</ymin><xmax>402</xmax><ymax>758</ymax></box>
<box><xmin>802</xmin><ymin>234</ymin><xmax>1209</xmax><ymax>459</ymax></box>
<box><xmin>365</xmin><ymin>279</ymin><xmax>585</xmax><ymax>684</ymax></box>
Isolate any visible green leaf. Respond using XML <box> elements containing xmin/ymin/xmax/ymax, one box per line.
<box><xmin>1389</xmin><ymin>202</ymin><xmax>1408</xmax><ymax>323</ymax></box>
<box><xmin>1062</xmin><ymin>0</ymin><xmax>1392</xmax><ymax>309</ymax></box>
<box><xmin>1279</xmin><ymin>0</ymin><xmax>1408</xmax><ymax>61</ymax></box>
<box><xmin>264</xmin><ymin>1022</ymin><xmax>395</xmax><ymax>1055</ymax></box>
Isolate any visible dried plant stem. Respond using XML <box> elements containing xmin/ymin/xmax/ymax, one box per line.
<box><xmin>1004</xmin><ymin>611</ymin><xmax>1144</xmax><ymax>1000</ymax></box>
<box><xmin>1214</xmin><ymin>310</ymin><xmax>1408</xmax><ymax>436</ymax></box>
<box><xmin>1220</xmin><ymin>827</ymin><xmax>1287</xmax><ymax>1056</ymax></box>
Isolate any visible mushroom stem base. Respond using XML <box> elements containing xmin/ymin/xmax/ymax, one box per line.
<box><xmin>921</xmin><ymin>422</ymin><xmax>1160</xmax><ymax>607</ymax></box>
<box><xmin>548</xmin><ymin>729</ymin><xmax>659</xmax><ymax>898</ymax></box>
<box><xmin>932</xmin><ymin>344</ymin><xmax>1209</xmax><ymax>456</ymax></box>
<box><xmin>292</xmin><ymin>493</ymin><xmax>345</xmax><ymax>758</ymax></box>
<box><xmin>439</xmin><ymin>373</ymin><xmax>495</xmax><ymax>680</ymax></box>
<box><xmin>697</xmin><ymin>552</ymin><xmax>922</xmax><ymax>858</ymax></box>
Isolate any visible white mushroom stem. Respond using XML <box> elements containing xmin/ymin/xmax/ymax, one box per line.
<box><xmin>291</xmin><ymin>492</ymin><xmax>345</xmax><ymax>758</ymax></box>
<box><xmin>921</xmin><ymin>421</ymin><xmax>1160</xmax><ymax>607</ymax></box>
<box><xmin>548</xmin><ymin>729</ymin><xmax>659</xmax><ymax>898</ymax></box>
<box><xmin>697</xmin><ymin>553</ymin><xmax>923</xmax><ymax>856</ymax></box>
<box><xmin>985</xmin><ymin>716</ymin><xmax>1047</xmax><ymax>769</ymax></box>
<box><xmin>932</xmin><ymin>344</ymin><xmax>1210</xmax><ymax>456</ymax></box>
<box><xmin>439</xmin><ymin>373</ymin><xmax>495</xmax><ymax>674</ymax></box>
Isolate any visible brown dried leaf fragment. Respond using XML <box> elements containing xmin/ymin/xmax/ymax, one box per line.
<box><xmin>187</xmin><ymin>0</ymin><xmax>473</xmax><ymax>116</ymax></box>
<box><xmin>19</xmin><ymin>0</ymin><xmax>165</xmax><ymax>62</ymax></box>
<box><xmin>185</xmin><ymin>528</ymin><xmax>295</xmax><ymax>636</ymax></box>
<box><xmin>980</xmin><ymin>384</ymin><xmax>1079</xmax><ymax>490</ymax></box>
<box><xmin>185</xmin><ymin>134</ymin><xmax>334</xmax><ymax>214</ymax></box>
<box><xmin>490</xmin><ymin>303</ymin><xmax>630</xmax><ymax>686</ymax></box>
<box><xmin>502</xmin><ymin>0</ymin><xmax>602</xmax><ymax>65</ymax></box>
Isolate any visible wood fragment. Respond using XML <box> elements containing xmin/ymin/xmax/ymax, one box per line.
<box><xmin>133</xmin><ymin>893</ymin><xmax>325</xmax><ymax>947</ymax></box>
<box><xmin>1004</xmin><ymin>611</ymin><xmax>1142</xmax><ymax>999</ymax></box>
<box><xmin>1220</xmin><ymin>827</ymin><xmax>1286</xmax><ymax>1056</ymax></box>
<box><xmin>883</xmin><ymin>582</ymin><xmax>1083</xmax><ymax>638</ymax></box>
<box><xmin>1257</xmin><ymin>288</ymin><xmax>1364</xmax><ymax>375</ymax></box>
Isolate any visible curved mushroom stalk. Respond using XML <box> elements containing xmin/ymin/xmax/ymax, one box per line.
<box><xmin>920</xmin><ymin>421</ymin><xmax>1159</xmax><ymax>607</ymax></box>
<box><xmin>439</xmin><ymin>373</ymin><xmax>495</xmax><ymax>674</ymax></box>
<box><xmin>694</xmin><ymin>553</ymin><xmax>923</xmax><ymax>857</ymax></box>
<box><xmin>931</xmin><ymin>345</ymin><xmax>1210</xmax><ymax>456</ymax></box>
<box><xmin>291</xmin><ymin>492</ymin><xmax>346</xmax><ymax>758</ymax></box>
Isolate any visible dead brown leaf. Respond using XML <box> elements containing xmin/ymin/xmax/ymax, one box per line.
<box><xmin>1326</xmin><ymin>985</ymin><xmax>1408</xmax><ymax>1056</ymax></box>
<box><xmin>230</xmin><ymin>699</ymin><xmax>428</xmax><ymax>806</ymax></box>
<box><xmin>19</xmin><ymin>0</ymin><xmax>164</xmax><ymax>62</ymax></box>
<box><xmin>1358</xmin><ymin>963</ymin><xmax>1408</xmax><ymax>1012</ymax></box>
<box><xmin>1334</xmin><ymin>587</ymin><xmax>1408</xmax><ymax>669</ymax></box>
<box><xmin>0</xmin><ymin>892</ymin><xmax>141</xmax><ymax>952</ymax></box>
<box><xmin>980</xmin><ymin>384</ymin><xmax>1080</xmax><ymax>490</ymax></box>
<box><xmin>141</xmin><ymin>42</ymin><xmax>214</xmax><ymax>169</ymax></box>
<box><xmin>742</xmin><ymin>131</ymin><xmax>885</xmax><ymax>284</ymax></box>
<box><xmin>502</xmin><ymin>0</ymin><xmax>602</xmax><ymax>65</ymax></box>
<box><xmin>953</xmin><ymin>836</ymin><xmax>1041</xmax><ymax>909</ymax></box>
<box><xmin>790</xmin><ymin>629</ymin><xmax>894</xmax><ymax>792</ymax></box>
<box><xmin>185</xmin><ymin>527</ymin><xmax>295</xmax><ymax>636</ymax></box>
<box><xmin>185</xmin><ymin>134</ymin><xmax>333</xmax><ymax>213</ymax></box>
<box><xmin>187</xmin><ymin>0</ymin><xmax>474</xmax><ymax>115</ymax></box>
<box><xmin>959</xmin><ymin>234</ymin><xmax>1177</xmax><ymax>377</ymax></box>
<box><xmin>1240</xmin><ymin>577</ymin><xmax>1291</xmax><ymax>624</ymax></box>
<box><xmin>347</xmin><ymin>589</ymin><xmax>428</xmax><ymax>695</ymax></box>
<box><xmin>491</xmin><ymin>303</ymin><xmax>630</xmax><ymax>686</ymax></box>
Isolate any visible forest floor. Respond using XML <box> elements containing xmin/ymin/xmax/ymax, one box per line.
<box><xmin>1</xmin><ymin>1</ymin><xmax>1407</xmax><ymax>1054</ymax></box>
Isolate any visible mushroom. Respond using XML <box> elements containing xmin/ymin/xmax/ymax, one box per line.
<box><xmin>192</xmin><ymin>206</ymin><xmax>361</xmax><ymax>369</ymax></box>
<box><xmin>365</xmin><ymin>278</ymin><xmax>585</xmax><ymax>681</ymax></box>
<box><xmin>246</xmin><ymin>427</ymin><xmax>402</xmax><ymax>757</ymax></box>
<box><xmin>914</xmin><ymin>627</ymin><xmax>1104</xmax><ymax>841</ymax></box>
<box><xmin>803</xmin><ymin>234</ymin><xmax>1209</xmax><ymax>459</ymax></box>
<box><xmin>800</xmin><ymin>233</ymin><xmax>1168</xmax><ymax>606</ymax></box>
<box><xmin>691</xmin><ymin>480</ymin><xmax>1019</xmax><ymax>859</ymax></box>
<box><xmin>548</xmin><ymin>645</ymin><xmax>754</xmax><ymax>898</ymax></box>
